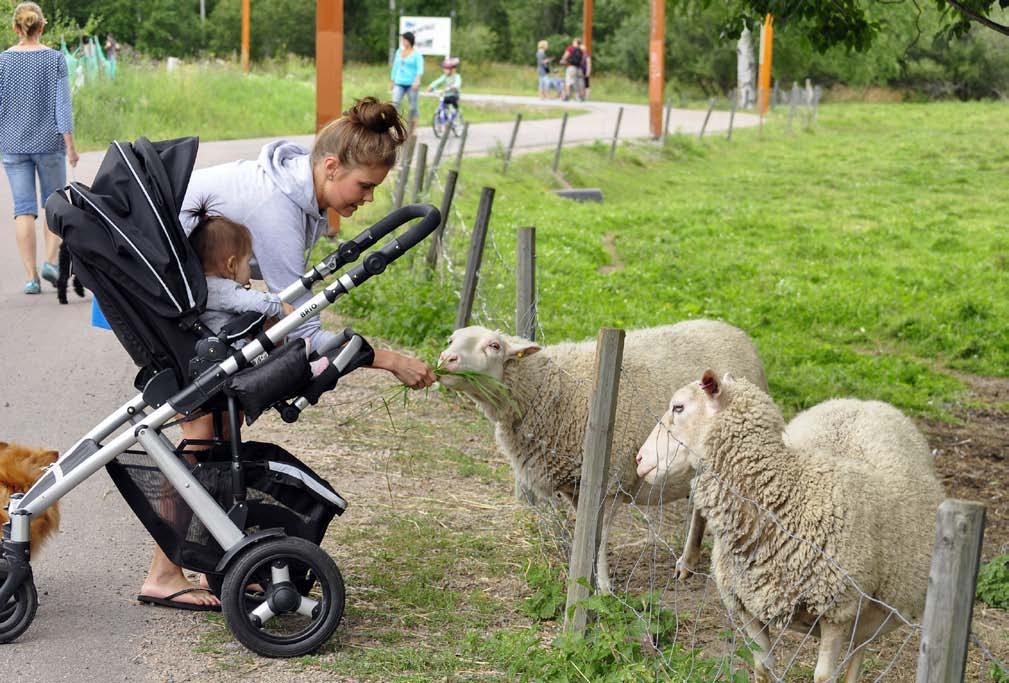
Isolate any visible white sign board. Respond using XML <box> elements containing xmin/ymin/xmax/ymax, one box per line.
<box><xmin>399</xmin><ymin>16</ymin><xmax>452</xmax><ymax>57</ymax></box>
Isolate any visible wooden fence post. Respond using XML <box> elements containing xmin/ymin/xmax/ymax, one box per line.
<box><xmin>425</xmin><ymin>169</ymin><xmax>458</xmax><ymax>271</ymax></box>
<box><xmin>516</xmin><ymin>227</ymin><xmax>536</xmax><ymax>341</ymax></box>
<box><xmin>426</xmin><ymin>127</ymin><xmax>451</xmax><ymax>191</ymax></box>
<box><xmin>662</xmin><ymin>97</ymin><xmax>673</xmax><ymax>142</ymax></box>
<box><xmin>564</xmin><ymin>327</ymin><xmax>625</xmax><ymax>635</ymax></box>
<box><xmin>552</xmin><ymin>111</ymin><xmax>569</xmax><ymax>174</ymax></box>
<box><xmin>916</xmin><ymin>499</ymin><xmax>986</xmax><ymax>683</ymax></box>
<box><xmin>454</xmin><ymin>121</ymin><xmax>470</xmax><ymax>171</ymax></box>
<box><xmin>787</xmin><ymin>82</ymin><xmax>800</xmax><ymax>132</ymax></box>
<box><xmin>609</xmin><ymin>107</ymin><xmax>624</xmax><ymax>160</ymax></box>
<box><xmin>455</xmin><ymin>186</ymin><xmax>495</xmax><ymax>329</ymax></box>
<box><xmin>502</xmin><ymin>113</ymin><xmax>523</xmax><ymax>174</ymax></box>
<box><xmin>392</xmin><ymin>134</ymin><xmax>416</xmax><ymax>209</ymax></box>
<box><xmin>698</xmin><ymin>97</ymin><xmax>716</xmax><ymax>139</ymax></box>
<box><xmin>411</xmin><ymin>142</ymin><xmax>427</xmax><ymax>204</ymax></box>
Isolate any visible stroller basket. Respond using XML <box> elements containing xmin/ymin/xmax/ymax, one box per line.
<box><xmin>107</xmin><ymin>441</ymin><xmax>346</xmax><ymax>575</ymax></box>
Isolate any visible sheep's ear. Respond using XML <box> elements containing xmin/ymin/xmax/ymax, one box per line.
<box><xmin>700</xmin><ymin>369</ymin><xmax>720</xmax><ymax>397</ymax></box>
<box><xmin>505</xmin><ymin>338</ymin><xmax>541</xmax><ymax>360</ymax></box>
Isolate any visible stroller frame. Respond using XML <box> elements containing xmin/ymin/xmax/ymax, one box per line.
<box><xmin>1</xmin><ymin>202</ymin><xmax>441</xmax><ymax>656</ymax></box>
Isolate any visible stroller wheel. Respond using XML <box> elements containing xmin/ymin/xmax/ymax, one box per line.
<box><xmin>221</xmin><ymin>537</ymin><xmax>345</xmax><ymax>658</ymax></box>
<box><xmin>0</xmin><ymin>560</ymin><xmax>38</xmax><ymax>644</ymax></box>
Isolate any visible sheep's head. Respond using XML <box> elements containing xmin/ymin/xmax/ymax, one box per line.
<box><xmin>437</xmin><ymin>326</ymin><xmax>541</xmax><ymax>396</ymax></box>
<box><xmin>636</xmin><ymin>369</ymin><xmax>730</xmax><ymax>485</ymax></box>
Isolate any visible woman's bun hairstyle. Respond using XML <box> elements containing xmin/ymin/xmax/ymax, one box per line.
<box><xmin>13</xmin><ymin>2</ymin><xmax>45</xmax><ymax>37</ymax></box>
<box><xmin>311</xmin><ymin>97</ymin><xmax>407</xmax><ymax>170</ymax></box>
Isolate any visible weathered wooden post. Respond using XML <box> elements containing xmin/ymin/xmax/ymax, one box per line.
<box><xmin>411</xmin><ymin>142</ymin><xmax>427</xmax><ymax>203</ymax></box>
<box><xmin>787</xmin><ymin>82</ymin><xmax>800</xmax><ymax>132</ymax></box>
<box><xmin>425</xmin><ymin>126</ymin><xmax>451</xmax><ymax>191</ymax></box>
<box><xmin>564</xmin><ymin>327</ymin><xmax>625</xmax><ymax>635</ymax></box>
<box><xmin>916</xmin><ymin>499</ymin><xmax>986</xmax><ymax>683</ymax></box>
<box><xmin>698</xmin><ymin>97</ymin><xmax>716</xmax><ymax>139</ymax></box>
<box><xmin>502</xmin><ymin>113</ymin><xmax>523</xmax><ymax>174</ymax></box>
<box><xmin>516</xmin><ymin>227</ymin><xmax>536</xmax><ymax>341</ymax></box>
<box><xmin>662</xmin><ymin>98</ymin><xmax>673</xmax><ymax>142</ymax></box>
<box><xmin>454</xmin><ymin>121</ymin><xmax>470</xmax><ymax>170</ymax></box>
<box><xmin>392</xmin><ymin>134</ymin><xmax>416</xmax><ymax>209</ymax></box>
<box><xmin>726</xmin><ymin>91</ymin><xmax>737</xmax><ymax>141</ymax></box>
<box><xmin>609</xmin><ymin>107</ymin><xmax>624</xmax><ymax>160</ymax></box>
<box><xmin>553</xmin><ymin>112</ymin><xmax>569</xmax><ymax>174</ymax></box>
<box><xmin>455</xmin><ymin>187</ymin><xmax>495</xmax><ymax>329</ymax></box>
<box><xmin>425</xmin><ymin>169</ymin><xmax>458</xmax><ymax>271</ymax></box>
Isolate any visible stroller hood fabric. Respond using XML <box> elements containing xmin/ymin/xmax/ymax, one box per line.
<box><xmin>46</xmin><ymin>136</ymin><xmax>207</xmax><ymax>385</ymax></box>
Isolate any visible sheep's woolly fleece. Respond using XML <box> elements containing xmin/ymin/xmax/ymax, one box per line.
<box><xmin>450</xmin><ymin>320</ymin><xmax>767</xmax><ymax>503</ymax></box>
<box><xmin>694</xmin><ymin>380</ymin><xmax>944</xmax><ymax>628</ymax></box>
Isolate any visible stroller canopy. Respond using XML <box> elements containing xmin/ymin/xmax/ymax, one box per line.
<box><xmin>46</xmin><ymin>137</ymin><xmax>208</xmax><ymax>386</ymax></box>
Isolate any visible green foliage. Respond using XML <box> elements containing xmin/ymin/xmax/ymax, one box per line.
<box><xmin>476</xmin><ymin>589</ymin><xmax>726</xmax><ymax>682</ymax></box>
<box><xmin>976</xmin><ymin>554</ymin><xmax>1009</xmax><ymax>609</ymax></box>
<box><xmin>519</xmin><ymin>561</ymin><xmax>567</xmax><ymax>621</ymax></box>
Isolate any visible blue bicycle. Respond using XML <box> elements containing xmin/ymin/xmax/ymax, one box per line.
<box><xmin>432</xmin><ymin>94</ymin><xmax>464</xmax><ymax>139</ymax></box>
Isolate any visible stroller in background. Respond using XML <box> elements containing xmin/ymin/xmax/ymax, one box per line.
<box><xmin>0</xmin><ymin>136</ymin><xmax>440</xmax><ymax>657</ymax></box>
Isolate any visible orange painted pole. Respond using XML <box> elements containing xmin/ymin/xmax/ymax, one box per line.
<box><xmin>317</xmin><ymin>0</ymin><xmax>344</xmax><ymax>234</ymax></box>
<box><xmin>582</xmin><ymin>0</ymin><xmax>593</xmax><ymax>55</ymax></box>
<box><xmin>648</xmin><ymin>0</ymin><xmax>665</xmax><ymax>138</ymax></box>
<box><xmin>240</xmin><ymin>0</ymin><xmax>250</xmax><ymax>74</ymax></box>
<box><xmin>757</xmin><ymin>13</ymin><xmax>773</xmax><ymax>115</ymax></box>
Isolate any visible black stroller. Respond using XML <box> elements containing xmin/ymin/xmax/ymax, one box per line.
<box><xmin>0</xmin><ymin>136</ymin><xmax>439</xmax><ymax>657</ymax></box>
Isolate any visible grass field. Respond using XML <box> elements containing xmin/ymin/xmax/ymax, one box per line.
<box><xmin>72</xmin><ymin>59</ymin><xmax>581</xmax><ymax>151</ymax></box>
<box><xmin>332</xmin><ymin>101</ymin><xmax>1009</xmax><ymax>420</ymax></box>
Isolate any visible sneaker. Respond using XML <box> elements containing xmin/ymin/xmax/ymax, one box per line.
<box><xmin>40</xmin><ymin>261</ymin><xmax>59</xmax><ymax>287</ymax></box>
<box><xmin>23</xmin><ymin>279</ymin><xmax>41</xmax><ymax>295</ymax></box>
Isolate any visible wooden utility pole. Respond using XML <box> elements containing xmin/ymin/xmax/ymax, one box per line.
<box><xmin>317</xmin><ymin>0</ymin><xmax>344</xmax><ymax>234</ymax></box>
<box><xmin>757</xmin><ymin>13</ymin><xmax>773</xmax><ymax>115</ymax></box>
<box><xmin>582</xmin><ymin>0</ymin><xmax>593</xmax><ymax>55</ymax></box>
<box><xmin>240</xmin><ymin>0</ymin><xmax>250</xmax><ymax>74</ymax></box>
<box><xmin>648</xmin><ymin>0</ymin><xmax>665</xmax><ymax>138</ymax></box>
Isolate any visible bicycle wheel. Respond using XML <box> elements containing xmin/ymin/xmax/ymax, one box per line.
<box><xmin>451</xmin><ymin>109</ymin><xmax>465</xmax><ymax>137</ymax></box>
<box><xmin>432</xmin><ymin>108</ymin><xmax>449</xmax><ymax>138</ymax></box>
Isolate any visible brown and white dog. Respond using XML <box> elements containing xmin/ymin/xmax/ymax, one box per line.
<box><xmin>0</xmin><ymin>442</ymin><xmax>60</xmax><ymax>555</ymax></box>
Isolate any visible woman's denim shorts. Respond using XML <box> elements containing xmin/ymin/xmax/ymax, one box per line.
<box><xmin>2</xmin><ymin>152</ymin><xmax>67</xmax><ymax>218</ymax></box>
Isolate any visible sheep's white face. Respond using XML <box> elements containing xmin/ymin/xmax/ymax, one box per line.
<box><xmin>636</xmin><ymin>370</ymin><xmax>726</xmax><ymax>485</ymax></box>
<box><xmin>437</xmin><ymin>326</ymin><xmax>540</xmax><ymax>389</ymax></box>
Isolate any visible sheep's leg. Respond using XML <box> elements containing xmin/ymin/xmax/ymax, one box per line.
<box><xmin>675</xmin><ymin>505</ymin><xmax>706</xmax><ymax>580</ymax></box>
<box><xmin>814</xmin><ymin>621</ymin><xmax>847</xmax><ymax>683</ymax></box>
<box><xmin>842</xmin><ymin>647</ymin><xmax>865</xmax><ymax>683</ymax></box>
<box><xmin>594</xmin><ymin>498</ymin><xmax>620</xmax><ymax>594</ymax></box>
<box><xmin>739</xmin><ymin>610</ymin><xmax>774</xmax><ymax>683</ymax></box>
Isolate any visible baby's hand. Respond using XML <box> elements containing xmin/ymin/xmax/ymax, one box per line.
<box><xmin>282</xmin><ymin>302</ymin><xmax>295</xmax><ymax>316</ymax></box>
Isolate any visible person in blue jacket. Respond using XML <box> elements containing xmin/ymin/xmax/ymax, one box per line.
<box><xmin>390</xmin><ymin>31</ymin><xmax>424</xmax><ymax>132</ymax></box>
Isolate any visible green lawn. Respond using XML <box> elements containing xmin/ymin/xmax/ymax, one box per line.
<box><xmin>332</xmin><ymin>101</ymin><xmax>1009</xmax><ymax>420</ymax></box>
<box><xmin>72</xmin><ymin>59</ymin><xmax>580</xmax><ymax>151</ymax></box>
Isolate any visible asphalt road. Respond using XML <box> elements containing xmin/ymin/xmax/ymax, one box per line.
<box><xmin>0</xmin><ymin>94</ymin><xmax>757</xmax><ymax>680</ymax></box>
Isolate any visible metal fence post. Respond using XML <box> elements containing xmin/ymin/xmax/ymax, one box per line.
<box><xmin>698</xmin><ymin>97</ymin><xmax>716</xmax><ymax>139</ymax></box>
<box><xmin>502</xmin><ymin>113</ymin><xmax>523</xmax><ymax>174</ymax></box>
<box><xmin>727</xmin><ymin>92</ymin><xmax>737</xmax><ymax>141</ymax></box>
<box><xmin>426</xmin><ymin>127</ymin><xmax>451</xmax><ymax>191</ymax></box>
<box><xmin>552</xmin><ymin>112</ymin><xmax>569</xmax><ymax>174</ymax></box>
<box><xmin>392</xmin><ymin>134</ymin><xmax>416</xmax><ymax>209</ymax></box>
<box><xmin>564</xmin><ymin>327</ymin><xmax>625</xmax><ymax>635</ymax></box>
<box><xmin>455</xmin><ymin>186</ymin><xmax>495</xmax><ymax>329</ymax></box>
<box><xmin>425</xmin><ymin>169</ymin><xmax>458</xmax><ymax>271</ymax></box>
<box><xmin>609</xmin><ymin>107</ymin><xmax>624</xmax><ymax>160</ymax></box>
<box><xmin>516</xmin><ymin>227</ymin><xmax>536</xmax><ymax>341</ymax></box>
<box><xmin>454</xmin><ymin>121</ymin><xmax>470</xmax><ymax>171</ymax></box>
<box><xmin>916</xmin><ymin>499</ymin><xmax>986</xmax><ymax>683</ymax></box>
<box><xmin>411</xmin><ymin>142</ymin><xmax>427</xmax><ymax>204</ymax></box>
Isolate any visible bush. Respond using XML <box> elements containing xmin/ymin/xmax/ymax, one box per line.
<box><xmin>976</xmin><ymin>554</ymin><xmax>1009</xmax><ymax>609</ymax></box>
<box><xmin>452</xmin><ymin>23</ymin><xmax>499</xmax><ymax>65</ymax></box>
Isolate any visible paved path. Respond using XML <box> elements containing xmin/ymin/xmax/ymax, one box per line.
<box><xmin>0</xmin><ymin>94</ymin><xmax>757</xmax><ymax>680</ymax></box>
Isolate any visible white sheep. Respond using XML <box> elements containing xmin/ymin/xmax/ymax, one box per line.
<box><xmin>636</xmin><ymin>370</ymin><xmax>944</xmax><ymax>683</ymax></box>
<box><xmin>438</xmin><ymin>320</ymin><xmax>768</xmax><ymax>592</ymax></box>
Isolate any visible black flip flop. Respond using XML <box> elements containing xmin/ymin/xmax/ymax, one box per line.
<box><xmin>137</xmin><ymin>587</ymin><xmax>222</xmax><ymax>612</ymax></box>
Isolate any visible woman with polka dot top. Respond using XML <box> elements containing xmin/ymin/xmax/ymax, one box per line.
<box><xmin>0</xmin><ymin>2</ymin><xmax>78</xmax><ymax>295</ymax></box>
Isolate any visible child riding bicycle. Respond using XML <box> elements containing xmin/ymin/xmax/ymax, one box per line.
<box><xmin>427</xmin><ymin>57</ymin><xmax>461</xmax><ymax>111</ymax></box>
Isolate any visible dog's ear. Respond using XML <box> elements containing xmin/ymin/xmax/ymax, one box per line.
<box><xmin>0</xmin><ymin>442</ymin><xmax>8</xmax><ymax>451</ymax></box>
<box><xmin>42</xmin><ymin>450</ymin><xmax>59</xmax><ymax>465</ymax></box>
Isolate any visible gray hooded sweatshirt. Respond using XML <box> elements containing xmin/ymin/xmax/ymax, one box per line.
<box><xmin>180</xmin><ymin>140</ymin><xmax>333</xmax><ymax>349</ymax></box>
